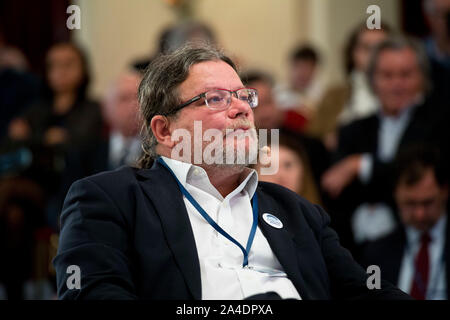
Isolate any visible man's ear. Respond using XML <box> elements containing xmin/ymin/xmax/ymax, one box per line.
<box><xmin>150</xmin><ymin>115</ymin><xmax>175</xmax><ymax>148</ymax></box>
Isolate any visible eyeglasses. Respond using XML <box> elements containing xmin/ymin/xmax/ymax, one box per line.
<box><xmin>168</xmin><ymin>88</ymin><xmax>258</xmax><ymax>115</ymax></box>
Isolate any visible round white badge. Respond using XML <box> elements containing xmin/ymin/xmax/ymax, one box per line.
<box><xmin>262</xmin><ymin>213</ymin><xmax>283</xmax><ymax>229</ymax></box>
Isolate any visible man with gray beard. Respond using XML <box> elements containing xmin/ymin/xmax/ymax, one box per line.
<box><xmin>53</xmin><ymin>44</ymin><xmax>411</xmax><ymax>300</ymax></box>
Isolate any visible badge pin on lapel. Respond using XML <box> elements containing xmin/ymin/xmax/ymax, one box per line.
<box><xmin>262</xmin><ymin>213</ymin><xmax>283</xmax><ymax>229</ymax></box>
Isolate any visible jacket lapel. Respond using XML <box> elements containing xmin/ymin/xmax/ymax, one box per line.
<box><xmin>136</xmin><ymin>162</ymin><xmax>330</xmax><ymax>300</ymax></box>
<box><xmin>369</xmin><ymin>115</ymin><xmax>380</xmax><ymax>154</ymax></box>
<box><xmin>255</xmin><ymin>189</ymin><xmax>312</xmax><ymax>299</ymax></box>
<box><xmin>137</xmin><ymin>162</ymin><xmax>202</xmax><ymax>299</ymax></box>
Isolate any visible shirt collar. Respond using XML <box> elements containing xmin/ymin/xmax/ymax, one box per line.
<box><xmin>160</xmin><ymin>156</ymin><xmax>258</xmax><ymax>201</ymax></box>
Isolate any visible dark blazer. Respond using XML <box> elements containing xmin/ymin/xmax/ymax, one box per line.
<box><xmin>53</xmin><ymin>161</ymin><xmax>410</xmax><ymax>300</ymax></box>
<box><xmin>359</xmin><ymin>221</ymin><xmax>450</xmax><ymax>298</ymax></box>
<box><xmin>326</xmin><ymin>102</ymin><xmax>439</xmax><ymax>254</ymax></box>
<box><xmin>335</xmin><ymin>101</ymin><xmax>436</xmax><ymax>206</ymax></box>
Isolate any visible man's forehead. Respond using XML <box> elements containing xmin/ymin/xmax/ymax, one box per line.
<box><xmin>180</xmin><ymin>60</ymin><xmax>243</xmax><ymax>94</ymax></box>
<box><xmin>379</xmin><ymin>47</ymin><xmax>417</xmax><ymax>59</ymax></box>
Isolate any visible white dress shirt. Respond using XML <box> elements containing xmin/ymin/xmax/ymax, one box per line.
<box><xmin>339</xmin><ymin>71</ymin><xmax>379</xmax><ymax>126</ymax></box>
<box><xmin>352</xmin><ymin>103</ymin><xmax>419</xmax><ymax>243</ymax></box>
<box><xmin>359</xmin><ymin>100</ymin><xmax>419</xmax><ymax>183</ymax></box>
<box><xmin>398</xmin><ymin>215</ymin><xmax>447</xmax><ymax>300</ymax></box>
<box><xmin>161</xmin><ymin>156</ymin><xmax>301</xmax><ymax>300</ymax></box>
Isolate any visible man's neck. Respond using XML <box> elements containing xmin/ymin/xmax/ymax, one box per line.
<box><xmin>158</xmin><ymin>148</ymin><xmax>251</xmax><ymax>198</ymax></box>
<box><xmin>199</xmin><ymin>164</ymin><xmax>247</xmax><ymax>198</ymax></box>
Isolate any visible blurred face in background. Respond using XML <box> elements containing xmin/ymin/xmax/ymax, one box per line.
<box><xmin>250</xmin><ymin>80</ymin><xmax>284</xmax><ymax>129</ymax></box>
<box><xmin>373</xmin><ymin>48</ymin><xmax>424</xmax><ymax>116</ymax></box>
<box><xmin>353</xmin><ymin>29</ymin><xmax>388</xmax><ymax>72</ymax></box>
<box><xmin>290</xmin><ymin>59</ymin><xmax>317</xmax><ymax>91</ymax></box>
<box><xmin>104</xmin><ymin>72</ymin><xmax>142</xmax><ymax>137</ymax></box>
<box><xmin>425</xmin><ymin>0</ymin><xmax>450</xmax><ymax>45</ymax></box>
<box><xmin>395</xmin><ymin>169</ymin><xmax>448</xmax><ymax>232</ymax></box>
<box><xmin>258</xmin><ymin>145</ymin><xmax>304</xmax><ymax>194</ymax></box>
<box><xmin>47</xmin><ymin>44</ymin><xmax>84</xmax><ymax>94</ymax></box>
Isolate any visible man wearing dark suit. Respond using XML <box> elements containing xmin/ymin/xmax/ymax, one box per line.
<box><xmin>93</xmin><ymin>71</ymin><xmax>143</xmax><ymax>172</ymax></box>
<box><xmin>360</xmin><ymin>146</ymin><xmax>449</xmax><ymax>299</ymax></box>
<box><xmin>53</xmin><ymin>44</ymin><xmax>410</xmax><ymax>300</ymax></box>
<box><xmin>321</xmin><ymin>37</ymin><xmax>443</xmax><ymax>253</ymax></box>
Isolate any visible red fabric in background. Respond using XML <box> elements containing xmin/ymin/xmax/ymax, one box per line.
<box><xmin>283</xmin><ymin>110</ymin><xmax>308</xmax><ymax>133</ymax></box>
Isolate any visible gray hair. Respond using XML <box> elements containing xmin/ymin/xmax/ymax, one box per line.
<box><xmin>137</xmin><ymin>43</ymin><xmax>237</xmax><ymax>168</ymax></box>
<box><xmin>366</xmin><ymin>36</ymin><xmax>431</xmax><ymax>94</ymax></box>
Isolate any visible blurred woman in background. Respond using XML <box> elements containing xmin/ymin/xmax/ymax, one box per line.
<box><xmin>256</xmin><ymin>133</ymin><xmax>322</xmax><ymax>206</ymax></box>
<box><xmin>7</xmin><ymin>42</ymin><xmax>103</xmax><ymax>231</ymax></box>
<box><xmin>306</xmin><ymin>22</ymin><xmax>391</xmax><ymax>152</ymax></box>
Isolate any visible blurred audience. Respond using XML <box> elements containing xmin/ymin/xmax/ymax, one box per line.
<box><xmin>360</xmin><ymin>145</ymin><xmax>448</xmax><ymax>300</ymax></box>
<box><xmin>98</xmin><ymin>70</ymin><xmax>143</xmax><ymax>169</ymax></box>
<box><xmin>321</xmin><ymin>36</ymin><xmax>442</xmax><ymax>253</ymax></box>
<box><xmin>424</xmin><ymin>0</ymin><xmax>450</xmax><ymax>68</ymax></box>
<box><xmin>0</xmin><ymin>44</ymin><xmax>41</xmax><ymax>140</ymax></box>
<box><xmin>275</xmin><ymin>45</ymin><xmax>325</xmax><ymax>132</ymax></box>
<box><xmin>256</xmin><ymin>133</ymin><xmax>322</xmax><ymax>205</ymax></box>
<box><xmin>1</xmin><ymin>2</ymin><xmax>449</xmax><ymax>300</ymax></box>
<box><xmin>241</xmin><ymin>70</ymin><xmax>330</xmax><ymax>191</ymax></box>
<box><xmin>132</xmin><ymin>20</ymin><xmax>217</xmax><ymax>73</ymax></box>
<box><xmin>306</xmin><ymin>22</ymin><xmax>390</xmax><ymax>151</ymax></box>
<box><xmin>6</xmin><ymin>42</ymin><xmax>103</xmax><ymax>231</ymax></box>
<box><xmin>0</xmin><ymin>42</ymin><xmax>104</xmax><ymax>299</ymax></box>
<box><xmin>275</xmin><ymin>45</ymin><xmax>324</xmax><ymax>113</ymax></box>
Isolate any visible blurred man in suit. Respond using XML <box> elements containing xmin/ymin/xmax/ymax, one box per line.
<box><xmin>361</xmin><ymin>145</ymin><xmax>449</xmax><ymax>300</ymax></box>
<box><xmin>98</xmin><ymin>71</ymin><xmax>143</xmax><ymax>170</ymax></box>
<box><xmin>321</xmin><ymin>36</ymin><xmax>441</xmax><ymax>252</ymax></box>
<box><xmin>241</xmin><ymin>70</ymin><xmax>330</xmax><ymax>192</ymax></box>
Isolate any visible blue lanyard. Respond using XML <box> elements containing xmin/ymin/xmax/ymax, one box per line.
<box><xmin>158</xmin><ymin>157</ymin><xmax>259</xmax><ymax>267</ymax></box>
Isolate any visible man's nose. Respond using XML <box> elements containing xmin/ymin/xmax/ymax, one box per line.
<box><xmin>227</xmin><ymin>95</ymin><xmax>252</xmax><ymax>119</ymax></box>
<box><xmin>390</xmin><ymin>76</ymin><xmax>406</xmax><ymax>90</ymax></box>
<box><xmin>413</xmin><ymin>206</ymin><xmax>426</xmax><ymax>222</ymax></box>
